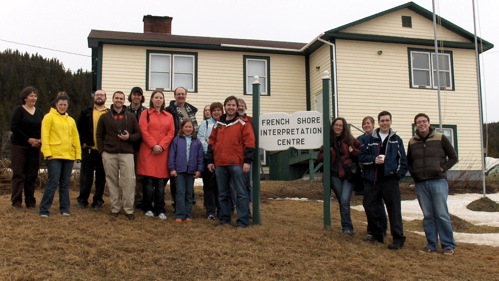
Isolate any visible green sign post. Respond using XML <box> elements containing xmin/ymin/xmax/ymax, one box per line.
<box><xmin>252</xmin><ymin>77</ymin><xmax>261</xmax><ymax>225</ymax></box>
<box><xmin>322</xmin><ymin>72</ymin><xmax>332</xmax><ymax>229</ymax></box>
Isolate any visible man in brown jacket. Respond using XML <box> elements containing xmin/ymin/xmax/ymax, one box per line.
<box><xmin>407</xmin><ymin>113</ymin><xmax>458</xmax><ymax>255</ymax></box>
<box><xmin>97</xmin><ymin>91</ymin><xmax>141</xmax><ymax>220</ymax></box>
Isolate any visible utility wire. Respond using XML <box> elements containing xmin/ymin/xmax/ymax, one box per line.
<box><xmin>0</xmin><ymin>39</ymin><xmax>90</xmax><ymax>57</ymax></box>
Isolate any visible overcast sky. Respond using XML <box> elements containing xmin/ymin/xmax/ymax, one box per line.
<box><xmin>2</xmin><ymin>0</ymin><xmax>498</xmax><ymax>121</ymax></box>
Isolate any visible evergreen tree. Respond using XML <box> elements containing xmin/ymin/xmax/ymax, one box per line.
<box><xmin>0</xmin><ymin>49</ymin><xmax>92</xmax><ymax>159</ymax></box>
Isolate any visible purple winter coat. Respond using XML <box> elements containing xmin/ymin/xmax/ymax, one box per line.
<box><xmin>168</xmin><ymin>136</ymin><xmax>204</xmax><ymax>174</ymax></box>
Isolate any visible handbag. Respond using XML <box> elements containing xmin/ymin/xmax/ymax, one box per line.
<box><xmin>343</xmin><ymin>162</ymin><xmax>359</xmax><ymax>181</ymax></box>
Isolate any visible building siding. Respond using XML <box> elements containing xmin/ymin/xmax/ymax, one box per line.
<box><xmin>341</xmin><ymin>8</ymin><xmax>471</xmax><ymax>43</ymax></box>
<box><xmin>100</xmin><ymin>44</ymin><xmax>307</xmax><ymax>120</ymax></box>
<box><xmin>333</xmin><ymin>39</ymin><xmax>481</xmax><ymax>170</ymax></box>
<box><xmin>309</xmin><ymin>44</ymin><xmax>332</xmax><ymax>112</ymax></box>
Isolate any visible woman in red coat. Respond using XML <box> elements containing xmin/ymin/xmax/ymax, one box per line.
<box><xmin>137</xmin><ymin>90</ymin><xmax>175</xmax><ymax>220</ymax></box>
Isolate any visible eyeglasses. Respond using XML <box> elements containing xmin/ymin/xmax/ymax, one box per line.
<box><xmin>175</xmin><ymin>93</ymin><xmax>186</xmax><ymax>96</ymax></box>
<box><xmin>95</xmin><ymin>94</ymin><xmax>105</xmax><ymax>97</ymax></box>
<box><xmin>416</xmin><ymin>120</ymin><xmax>428</xmax><ymax>125</ymax></box>
<box><xmin>334</xmin><ymin>124</ymin><xmax>343</xmax><ymax>128</ymax></box>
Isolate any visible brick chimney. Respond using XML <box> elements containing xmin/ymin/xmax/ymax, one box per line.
<box><xmin>143</xmin><ymin>15</ymin><xmax>172</xmax><ymax>34</ymax></box>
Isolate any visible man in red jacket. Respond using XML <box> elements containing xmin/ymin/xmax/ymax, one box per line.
<box><xmin>207</xmin><ymin>96</ymin><xmax>255</xmax><ymax>228</ymax></box>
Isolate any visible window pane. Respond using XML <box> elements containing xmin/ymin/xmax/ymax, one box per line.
<box><xmin>433</xmin><ymin>71</ymin><xmax>451</xmax><ymax>87</ymax></box>
<box><xmin>412</xmin><ymin>53</ymin><xmax>429</xmax><ymax>69</ymax></box>
<box><xmin>413</xmin><ymin>70</ymin><xmax>430</xmax><ymax>86</ymax></box>
<box><xmin>260</xmin><ymin>78</ymin><xmax>267</xmax><ymax>95</ymax></box>
<box><xmin>151</xmin><ymin>55</ymin><xmax>170</xmax><ymax>72</ymax></box>
<box><xmin>174</xmin><ymin>73</ymin><xmax>193</xmax><ymax>90</ymax></box>
<box><xmin>150</xmin><ymin>73</ymin><xmax>170</xmax><ymax>90</ymax></box>
<box><xmin>248</xmin><ymin>60</ymin><xmax>266</xmax><ymax>76</ymax></box>
<box><xmin>174</xmin><ymin>56</ymin><xmax>194</xmax><ymax>73</ymax></box>
<box><xmin>246</xmin><ymin>76</ymin><xmax>267</xmax><ymax>95</ymax></box>
<box><xmin>432</xmin><ymin>54</ymin><xmax>450</xmax><ymax>71</ymax></box>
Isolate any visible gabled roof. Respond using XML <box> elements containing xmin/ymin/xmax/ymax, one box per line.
<box><xmin>324</xmin><ymin>1</ymin><xmax>493</xmax><ymax>52</ymax></box>
<box><xmin>88</xmin><ymin>1</ymin><xmax>492</xmax><ymax>55</ymax></box>
<box><xmin>88</xmin><ymin>30</ymin><xmax>307</xmax><ymax>55</ymax></box>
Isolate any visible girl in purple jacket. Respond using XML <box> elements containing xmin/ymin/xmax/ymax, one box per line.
<box><xmin>168</xmin><ymin>119</ymin><xmax>204</xmax><ymax>222</ymax></box>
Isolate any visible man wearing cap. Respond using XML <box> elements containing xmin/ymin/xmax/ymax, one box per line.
<box><xmin>76</xmin><ymin>90</ymin><xmax>109</xmax><ymax>209</ymax></box>
<box><xmin>127</xmin><ymin>87</ymin><xmax>147</xmax><ymax>210</ymax></box>
<box><xmin>165</xmin><ymin>87</ymin><xmax>198</xmax><ymax>210</ymax></box>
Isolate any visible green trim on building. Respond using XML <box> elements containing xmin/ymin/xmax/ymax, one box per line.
<box><xmin>407</xmin><ymin>47</ymin><xmax>455</xmax><ymax>91</ymax></box>
<box><xmin>145</xmin><ymin>49</ymin><xmax>199</xmax><ymax>93</ymax></box>
<box><xmin>305</xmin><ymin>56</ymin><xmax>311</xmax><ymax>111</ymax></box>
<box><xmin>88</xmin><ymin>38</ymin><xmax>304</xmax><ymax>56</ymax></box>
<box><xmin>324</xmin><ymin>1</ymin><xmax>493</xmax><ymax>52</ymax></box>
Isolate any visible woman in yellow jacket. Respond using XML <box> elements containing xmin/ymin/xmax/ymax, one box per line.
<box><xmin>39</xmin><ymin>92</ymin><xmax>81</xmax><ymax>217</ymax></box>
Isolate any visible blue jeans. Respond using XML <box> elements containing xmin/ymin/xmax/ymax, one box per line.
<box><xmin>40</xmin><ymin>159</ymin><xmax>74</xmax><ymax>216</ymax></box>
<box><xmin>216</xmin><ymin>166</ymin><xmax>250</xmax><ymax>227</ymax></box>
<box><xmin>415</xmin><ymin>179</ymin><xmax>455</xmax><ymax>251</ymax></box>
<box><xmin>331</xmin><ymin>176</ymin><xmax>354</xmax><ymax>231</ymax></box>
<box><xmin>175</xmin><ymin>173</ymin><xmax>194</xmax><ymax>220</ymax></box>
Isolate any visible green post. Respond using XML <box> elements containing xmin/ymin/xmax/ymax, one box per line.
<box><xmin>322</xmin><ymin>71</ymin><xmax>332</xmax><ymax>229</ymax></box>
<box><xmin>252</xmin><ymin>76</ymin><xmax>261</xmax><ymax>225</ymax></box>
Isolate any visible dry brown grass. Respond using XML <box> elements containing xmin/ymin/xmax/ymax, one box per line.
<box><xmin>1</xmin><ymin>177</ymin><xmax>499</xmax><ymax>280</ymax></box>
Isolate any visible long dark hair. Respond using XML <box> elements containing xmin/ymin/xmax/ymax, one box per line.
<box><xmin>331</xmin><ymin>117</ymin><xmax>355</xmax><ymax>147</ymax></box>
<box><xmin>149</xmin><ymin>90</ymin><xmax>165</xmax><ymax>112</ymax></box>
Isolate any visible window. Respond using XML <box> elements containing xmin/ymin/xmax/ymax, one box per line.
<box><xmin>409</xmin><ymin>49</ymin><xmax>453</xmax><ymax>90</ymax></box>
<box><xmin>244</xmin><ymin>56</ymin><xmax>270</xmax><ymax>95</ymax></box>
<box><xmin>402</xmin><ymin>16</ymin><xmax>412</xmax><ymax>28</ymax></box>
<box><xmin>147</xmin><ymin>51</ymin><xmax>197</xmax><ymax>92</ymax></box>
<box><xmin>412</xmin><ymin>124</ymin><xmax>458</xmax><ymax>154</ymax></box>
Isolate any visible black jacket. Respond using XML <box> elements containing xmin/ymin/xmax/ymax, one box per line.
<box><xmin>77</xmin><ymin>106</ymin><xmax>108</xmax><ymax>147</ymax></box>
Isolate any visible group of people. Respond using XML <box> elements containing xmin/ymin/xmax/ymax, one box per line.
<box><xmin>317</xmin><ymin>111</ymin><xmax>458</xmax><ymax>255</ymax></box>
<box><xmin>10</xmin><ymin>86</ymin><xmax>255</xmax><ymax>228</ymax></box>
<box><xmin>10</xmin><ymin>85</ymin><xmax>459</xmax><ymax>250</ymax></box>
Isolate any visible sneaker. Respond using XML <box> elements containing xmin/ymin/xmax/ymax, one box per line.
<box><xmin>111</xmin><ymin>212</ymin><xmax>120</xmax><ymax>218</ymax></box>
<box><xmin>207</xmin><ymin>215</ymin><xmax>216</xmax><ymax>220</ymax></box>
<box><xmin>185</xmin><ymin>218</ymin><xmax>192</xmax><ymax>222</ymax></box>
<box><xmin>443</xmin><ymin>248</ymin><xmax>455</xmax><ymax>256</ymax></box>
<box><xmin>77</xmin><ymin>202</ymin><xmax>86</xmax><ymax>208</ymax></box>
<box><xmin>175</xmin><ymin>219</ymin><xmax>183</xmax><ymax>223</ymax></box>
<box><xmin>62</xmin><ymin>213</ymin><xmax>70</xmax><ymax>216</ymax></box>
<box><xmin>40</xmin><ymin>214</ymin><xmax>49</xmax><ymax>217</ymax></box>
<box><xmin>419</xmin><ymin>247</ymin><xmax>437</xmax><ymax>253</ymax></box>
<box><xmin>144</xmin><ymin>210</ymin><xmax>154</xmax><ymax>217</ymax></box>
<box><xmin>126</xmin><ymin>214</ymin><xmax>135</xmax><ymax>221</ymax></box>
<box><xmin>388</xmin><ymin>243</ymin><xmax>403</xmax><ymax>250</ymax></box>
<box><xmin>158</xmin><ymin>213</ymin><xmax>167</xmax><ymax>220</ymax></box>
<box><xmin>343</xmin><ymin>230</ymin><xmax>354</xmax><ymax>236</ymax></box>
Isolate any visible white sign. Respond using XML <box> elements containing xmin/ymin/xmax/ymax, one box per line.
<box><xmin>259</xmin><ymin>111</ymin><xmax>323</xmax><ymax>151</ymax></box>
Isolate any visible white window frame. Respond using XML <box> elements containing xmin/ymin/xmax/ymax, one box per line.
<box><xmin>410</xmin><ymin>50</ymin><xmax>453</xmax><ymax>90</ymax></box>
<box><xmin>244</xmin><ymin>56</ymin><xmax>269</xmax><ymax>96</ymax></box>
<box><xmin>148</xmin><ymin>52</ymin><xmax>196</xmax><ymax>92</ymax></box>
